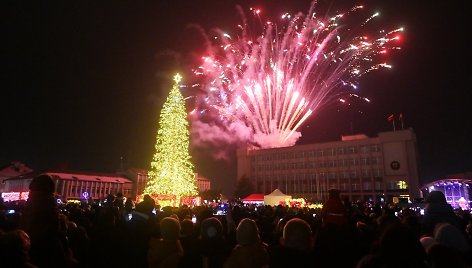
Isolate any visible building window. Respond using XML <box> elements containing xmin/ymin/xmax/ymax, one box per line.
<box><xmin>374</xmin><ymin>180</ymin><xmax>383</xmax><ymax>191</ymax></box>
<box><xmin>351</xmin><ymin>181</ymin><xmax>360</xmax><ymax>191</ymax></box>
<box><xmin>397</xmin><ymin>180</ymin><xmax>408</xmax><ymax>189</ymax></box>
<box><xmin>340</xmin><ymin>179</ymin><xmax>349</xmax><ymax>191</ymax></box>
<box><xmin>328</xmin><ymin>160</ymin><xmax>336</xmax><ymax>167</ymax></box>
<box><xmin>308</xmin><ymin>151</ymin><xmax>315</xmax><ymax>158</ymax></box>
<box><xmin>341</xmin><ymin>171</ymin><xmax>350</xmax><ymax>179</ymax></box>
<box><xmin>326</xmin><ymin>148</ymin><xmax>335</xmax><ymax>156</ymax></box>
<box><xmin>350</xmin><ymin>171</ymin><xmax>358</xmax><ymax>178</ymax></box>
<box><xmin>348</xmin><ymin>146</ymin><xmax>357</xmax><ymax>154</ymax></box>
<box><xmin>363</xmin><ymin>181</ymin><xmax>372</xmax><ymax>191</ymax></box>
<box><xmin>349</xmin><ymin>159</ymin><xmax>358</xmax><ymax>166</ymax></box>
<box><xmin>337</xmin><ymin>147</ymin><xmax>345</xmax><ymax>155</ymax></box>
<box><xmin>317</xmin><ymin>150</ymin><xmax>324</xmax><ymax>157</ymax></box>
<box><xmin>360</xmin><ymin>158</ymin><xmax>369</xmax><ymax>165</ymax></box>
<box><xmin>371</xmin><ymin>157</ymin><xmax>381</xmax><ymax>165</ymax></box>
<box><xmin>387</xmin><ymin>181</ymin><xmax>397</xmax><ymax>190</ymax></box>
<box><xmin>373</xmin><ymin>169</ymin><xmax>383</xmax><ymax>178</ymax></box>
<box><xmin>371</xmin><ymin>144</ymin><xmax>381</xmax><ymax>152</ymax></box>
<box><xmin>362</xmin><ymin>170</ymin><xmax>371</xmax><ymax>178</ymax></box>
<box><xmin>360</xmin><ymin>145</ymin><xmax>370</xmax><ymax>154</ymax></box>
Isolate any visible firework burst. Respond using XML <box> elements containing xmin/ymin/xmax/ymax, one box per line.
<box><xmin>192</xmin><ymin>2</ymin><xmax>402</xmax><ymax>149</ymax></box>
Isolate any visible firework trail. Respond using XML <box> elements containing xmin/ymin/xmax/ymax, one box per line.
<box><xmin>191</xmin><ymin>3</ymin><xmax>402</xmax><ymax>149</ymax></box>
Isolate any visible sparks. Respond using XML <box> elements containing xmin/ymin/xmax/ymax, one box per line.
<box><xmin>193</xmin><ymin>3</ymin><xmax>402</xmax><ymax>149</ymax></box>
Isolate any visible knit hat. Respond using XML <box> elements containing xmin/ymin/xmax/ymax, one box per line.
<box><xmin>236</xmin><ymin>218</ymin><xmax>260</xmax><ymax>246</ymax></box>
<box><xmin>200</xmin><ymin>217</ymin><xmax>223</xmax><ymax>239</ymax></box>
<box><xmin>425</xmin><ymin>191</ymin><xmax>447</xmax><ymax>204</ymax></box>
<box><xmin>283</xmin><ymin>218</ymin><xmax>312</xmax><ymax>251</ymax></box>
<box><xmin>434</xmin><ymin>223</ymin><xmax>471</xmax><ymax>253</ymax></box>
<box><xmin>180</xmin><ymin>219</ymin><xmax>194</xmax><ymax>237</ymax></box>
<box><xmin>160</xmin><ymin>217</ymin><xmax>181</xmax><ymax>241</ymax></box>
<box><xmin>29</xmin><ymin>174</ymin><xmax>55</xmax><ymax>194</ymax></box>
<box><xmin>328</xmin><ymin>189</ymin><xmax>340</xmax><ymax>199</ymax></box>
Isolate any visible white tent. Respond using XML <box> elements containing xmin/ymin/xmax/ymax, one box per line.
<box><xmin>264</xmin><ymin>189</ymin><xmax>292</xmax><ymax>206</ymax></box>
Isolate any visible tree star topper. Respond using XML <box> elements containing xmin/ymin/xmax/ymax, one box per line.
<box><xmin>174</xmin><ymin>73</ymin><xmax>182</xmax><ymax>84</ymax></box>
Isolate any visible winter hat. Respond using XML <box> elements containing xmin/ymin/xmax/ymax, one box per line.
<box><xmin>29</xmin><ymin>174</ymin><xmax>55</xmax><ymax>194</ymax></box>
<box><xmin>425</xmin><ymin>191</ymin><xmax>447</xmax><ymax>204</ymax></box>
<box><xmin>236</xmin><ymin>218</ymin><xmax>260</xmax><ymax>246</ymax></box>
<box><xmin>180</xmin><ymin>219</ymin><xmax>194</xmax><ymax>237</ymax></box>
<box><xmin>200</xmin><ymin>217</ymin><xmax>223</xmax><ymax>239</ymax></box>
<box><xmin>160</xmin><ymin>217</ymin><xmax>181</xmax><ymax>241</ymax></box>
<box><xmin>283</xmin><ymin>218</ymin><xmax>312</xmax><ymax>251</ymax></box>
<box><xmin>434</xmin><ymin>223</ymin><xmax>471</xmax><ymax>253</ymax></box>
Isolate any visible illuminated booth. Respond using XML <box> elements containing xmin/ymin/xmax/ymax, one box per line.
<box><xmin>422</xmin><ymin>179</ymin><xmax>471</xmax><ymax>210</ymax></box>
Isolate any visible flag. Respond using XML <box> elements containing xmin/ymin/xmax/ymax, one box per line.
<box><xmin>387</xmin><ymin>114</ymin><xmax>394</xmax><ymax>121</ymax></box>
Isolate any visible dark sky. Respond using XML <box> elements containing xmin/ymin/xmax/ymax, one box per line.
<box><xmin>3</xmin><ymin>0</ymin><xmax>471</xmax><ymax>194</ymax></box>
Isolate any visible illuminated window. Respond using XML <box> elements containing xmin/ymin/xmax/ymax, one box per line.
<box><xmin>397</xmin><ymin>181</ymin><xmax>408</xmax><ymax>189</ymax></box>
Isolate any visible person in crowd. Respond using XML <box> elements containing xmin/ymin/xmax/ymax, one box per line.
<box><xmin>178</xmin><ymin>218</ymin><xmax>201</xmax><ymax>268</ymax></box>
<box><xmin>0</xmin><ymin>229</ymin><xmax>37</xmax><ymax>268</ymax></box>
<box><xmin>20</xmin><ymin>174</ymin><xmax>77</xmax><ymax>268</ymax></box>
<box><xmin>422</xmin><ymin>190</ymin><xmax>462</xmax><ymax>235</ymax></box>
<box><xmin>426</xmin><ymin>243</ymin><xmax>468</xmax><ymax>268</ymax></box>
<box><xmin>433</xmin><ymin>223</ymin><xmax>471</xmax><ymax>265</ymax></box>
<box><xmin>320</xmin><ymin>189</ymin><xmax>347</xmax><ymax>226</ymax></box>
<box><xmin>269</xmin><ymin>218</ymin><xmax>314</xmax><ymax>267</ymax></box>
<box><xmin>224</xmin><ymin>218</ymin><xmax>269</xmax><ymax>268</ymax></box>
<box><xmin>357</xmin><ymin>223</ymin><xmax>427</xmax><ymax>268</ymax></box>
<box><xmin>198</xmin><ymin>217</ymin><xmax>232</xmax><ymax>268</ymax></box>
<box><xmin>148</xmin><ymin>217</ymin><xmax>184</xmax><ymax>268</ymax></box>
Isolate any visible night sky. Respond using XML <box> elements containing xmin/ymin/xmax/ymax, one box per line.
<box><xmin>3</xmin><ymin>0</ymin><xmax>471</xmax><ymax>194</ymax></box>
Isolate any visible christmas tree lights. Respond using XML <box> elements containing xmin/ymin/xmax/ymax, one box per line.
<box><xmin>144</xmin><ymin>73</ymin><xmax>198</xmax><ymax>205</ymax></box>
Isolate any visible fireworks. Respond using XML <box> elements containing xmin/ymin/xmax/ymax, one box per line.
<box><xmin>192</xmin><ymin>3</ymin><xmax>402</xmax><ymax>149</ymax></box>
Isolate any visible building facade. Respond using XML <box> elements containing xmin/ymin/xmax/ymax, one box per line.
<box><xmin>237</xmin><ymin>129</ymin><xmax>421</xmax><ymax>203</ymax></box>
<box><xmin>3</xmin><ymin>171</ymin><xmax>133</xmax><ymax>201</ymax></box>
<box><xmin>0</xmin><ymin>161</ymin><xmax>33</xmax><ymax>193</ymax></box>
<box><xmin>121</xmin><ymin>168</ymin><xmax>150</xmax><ymax>199</ymax></box>
<box><xmin>196</xmin><ymin>174</ymin><xmax>211</xmax><ymax>192</ymax></box>
<box><xmin>2</xmin><ymin>167</ymin><xmax>211</xmax><ymax>202</ymax></box>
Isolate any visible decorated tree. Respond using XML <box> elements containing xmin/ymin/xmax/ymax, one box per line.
<box><xmin>144</xmin><ymin>74</ymin><xmax>198</xmax><ymax>205</ymax></box>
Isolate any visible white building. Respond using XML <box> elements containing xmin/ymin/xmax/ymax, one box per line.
<box><xmin>237</xmin><ymin>129</ymin><xmax>421</xmax><ymax>203</ymax></box>
<box><xmin>3</xmin><ymin>171</ymin><xmax>133</xmax><ymax>201</ymax></box>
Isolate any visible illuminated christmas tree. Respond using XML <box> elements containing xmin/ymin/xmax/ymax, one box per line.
<box><xmin>144</xmin><ymin>73</ymin><xmax>198</xmax><ymax>205</ymax></box>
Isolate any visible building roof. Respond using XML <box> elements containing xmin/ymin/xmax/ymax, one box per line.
<box><xmin>0</xmin><ymin>161</ymin><xmax>33</xmax><ymax>178</ymax></box>
<box><xmin>5</xmin><ymin>171</ymin><xmax>132</xmax><ymax>184</ymax></box>
<box><xmin>422</xmin><ymin>178</ymin><xmax>472</xmax><ymax>189</ymax></box>
<box><xmin>266</xmin><ymin>188</ymin><xmax>289</xmax><ymax>197</ymax></box>
<box><xmin>46</xmin><ymin>172</ymin><xmax>132</xmax><ymax>184</ymax></box>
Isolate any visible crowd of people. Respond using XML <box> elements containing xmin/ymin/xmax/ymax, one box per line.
<box><xmin>1</xmin><ymin>174</ymin><xmax>471</xmax><ymax>268</ymax></box>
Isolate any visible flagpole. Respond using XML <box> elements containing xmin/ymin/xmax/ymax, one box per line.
<box><xmin>399</xmin><ymin>113</ymin><xmax>404</xmax><ymax>130</ymax></box>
